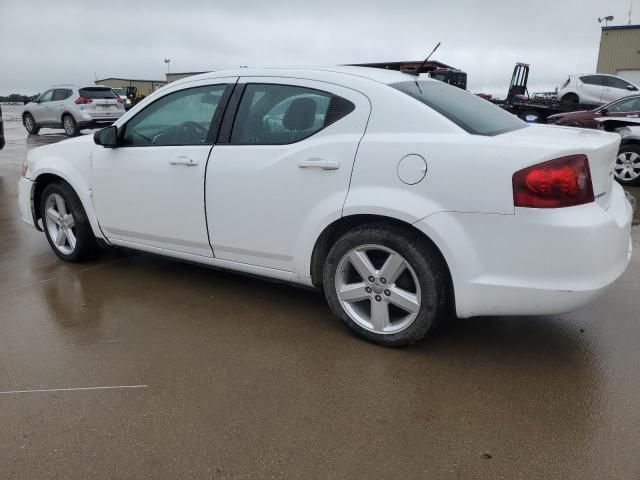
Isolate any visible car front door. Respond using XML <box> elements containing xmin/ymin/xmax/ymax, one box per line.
<box><xmin>91</xmin><ymin>79</ymin><xmax>235</xmax><ymax>257</ymax></box>
<box><xmin>32</xmin><ymin>89</ymin><xmax>53</xmax><ymax>123</ymax></box>
<box><xmin>205</xmin><ymin>78</ymin><xmax>370</xmax><ymax>275</ymax></box>
<box><xmin>602</xmin><ymin>77</ymin><xmax>639</xmax><ymax>104</ymax></box>
<box><xmin>578</xmin><ymin>75</ymin><xmax>606</xmax><ymax>104</ymax></box>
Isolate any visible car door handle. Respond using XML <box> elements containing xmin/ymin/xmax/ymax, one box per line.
<box><xmin>297</xmin><ymin>158</ymin><xmax>340</xmax><ymax>170</ymax></box>
<box><xmin>169</xmin><ymin>156</ymin><xmax>199</xmax><ymax>166</ymax></box>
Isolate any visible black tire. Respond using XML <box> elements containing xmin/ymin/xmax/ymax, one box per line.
<box><xmin>62</xmin><ymin>114</ymin><xmax>79</xmax><ymax>137</ymax></box>
<box><xmin>323</xmin><ymin>224</ymin><xmax>450</xmax><ymax>347</ymax></box>
<box><xmin>614</xmin><ymin>144</ymin><xmax>640</xmax><ymax>186</ymax></box>
<box><xmin>24</xmin><ymin>113</ymin><xmax>40</xmax><ymax>135</ymax></box>
<box><xmin>40</xmin><ymin>182</ymin><xmax>100</xmax><ymax>262</ymax></box>
<box><xmin>561</xmin><ymin>93</ymin><xmax>579</xmax><ymax>105</ymax></box>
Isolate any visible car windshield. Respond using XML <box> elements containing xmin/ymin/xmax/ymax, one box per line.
<box><xmin>391</xmin><ymin>80</ymin><xmax>526</xmax><ymax>136</ymax></box>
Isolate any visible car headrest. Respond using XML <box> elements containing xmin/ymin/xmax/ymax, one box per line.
<box><xmin>283</xmin><ymin>98</ymin><xmax>317</xmax><ymax>131</ymax></box>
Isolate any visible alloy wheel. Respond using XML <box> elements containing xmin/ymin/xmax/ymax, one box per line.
<box><xmin>615</xmin><ymin>151</ymin><xmax>640</xmax><ymax>182</ymax></box>
<box><xmin>334</xmin><ymin>244</ymin><xmax>421</xmax><ymax>335</ymax></box>
<box><xmin>63</xmin><ymin>116</ymin><xmax>75</xmax><ymax>136</ymax></box>
<box><xmin>25</xmin><ymin>115</ymin><xmax>34</xmax><ymax>131</ymax></box>
<box><xmin>44</xmin><ymin>193</ymin><xmax>77</xmax><ymax>255</ymax></box>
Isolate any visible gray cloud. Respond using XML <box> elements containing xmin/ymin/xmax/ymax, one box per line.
<box><xmin>0</xmin><ymin>0</ymin><xmax>634</xmax><ymax>96</ymax></box>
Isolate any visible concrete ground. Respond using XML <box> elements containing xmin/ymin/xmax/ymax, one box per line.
<box><xmin>1</xmin><ymin>105</ymin><xmax>640</xmax><ymax>480</ymax></box>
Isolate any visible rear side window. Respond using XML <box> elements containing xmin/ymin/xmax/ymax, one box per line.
<box><xmin>580</xmin><ymin>75</ymin><xmax>606</xmax><ymax>86</ymax></box>
<box><xmin>79</xmin><ymin>88</ymin><xmax>118</xmax><ymax>99</ymax></box>
<box><xmin>230</xmin><ymin>84</ymin><xmax>355</xmax><ymax>145</ymax></box>
<box><xmin>391</xmin><ymin>80</ymin><xmax>525</xmax><ymax>136</ymax></box>
<box><xmin>52</xmin><ymin>89</ymin><xmax>72</xmax><ymax>101</ymax></box>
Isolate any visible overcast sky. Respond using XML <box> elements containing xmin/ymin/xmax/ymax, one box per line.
<box><xmin>0</xmin><ymin>0</ymin><xmax>636</xmax><ymax>96</ymax></box>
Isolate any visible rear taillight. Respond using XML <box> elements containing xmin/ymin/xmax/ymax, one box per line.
<box><xmin>116</xmin><ymin>97</ymin><xmax>124</xmax><ymax>104</ymax></box>
<box><xmin>513</xmin><ymin>154</ymin><xmax>594</xmax><ymax>208</ymax></box>
<box><xmin>561</xmin><ymin>78</ymin><xmax>570</xmax><ymax>89</ymax></box>
<box><xmin>75</xmin><ymin>97</ymin><xmax>92</xmax><ymax>104</ymax></box>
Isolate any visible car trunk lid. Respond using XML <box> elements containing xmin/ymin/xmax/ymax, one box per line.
<box><xmin>79</xmin><ymin>87</ymin><xmax>123</xmax><ymax>115</ymax></box>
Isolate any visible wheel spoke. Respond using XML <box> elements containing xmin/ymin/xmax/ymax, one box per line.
<box><xmin>55</xmin><ymin>227</ymin><xmax>67</xmax><ymax>246</ymax></box>
<box><xmin>66</xmin><ymin>229</ymin><xmax>77</xmax><ymax>250</ymax></box>
<box><xmin>379</xmin><ymin>253</ymin><xmax>406</xmax><ymax>284</ymax></box>
<box><xmin>337</xmin><ymin>283</ymin><xmax>369</xmax><ymax>302</ymax></box>
<box><xmin>348</xmin><ymin>250</ymin><xmax>376</xmax><ymax>280</ymax></box>
<box><xmin>371</xmin><ymin>300</ymin><xmax>390</xmax><ymax>332</ymax></box>
<box><xmin>54</xmin><ymin>194</ymin><xmax>67</xmax><ymax>215</ymax></box>
<box><xmin>388</xmin><ymin>286</ymin><xmax>420</xmax><ymax>314</ymax></box>
<box><xmin>47</xmin><ymin>207</ymin><xmax>61</xmax><ymax>225</ymax></box>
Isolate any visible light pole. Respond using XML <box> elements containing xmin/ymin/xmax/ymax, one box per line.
<box><xmin>598</xmin><ymin>15</ymin><xmax>614</xmax><ymax>27</ymax></box>
<box><xmin>164</xmin><ymin>58</ymin><xmax>171</xmax><ymax>74</ymax></box>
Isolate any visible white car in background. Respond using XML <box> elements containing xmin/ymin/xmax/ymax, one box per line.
<box><xmin>22</xmin><ymin>85</ymin><xmax>125</xmax><ymax>136</ymax></box>
<box><xmin>557</xmin><ymin>74</ymin><xmax>639</xmax><ymax>105</ymax></box>
<box><xmin>18</xmin><ymin>67</ymin><xmax>633</xmax><ymax>347</ymax></box>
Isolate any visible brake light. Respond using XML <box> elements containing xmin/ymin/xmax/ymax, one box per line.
<box><xmin>75</xmin><ymin>97</ymin><xmax>93</xmax><ymax>104</ymax></box>
<box><xmin>116</xmin><ymin>97</ymin><xmax>124</xmax><ymax>104</ymax></box>
<box><xmin>513</xmin><ymin>155</ymin><xmax>594</xmax><ymax>208</ymax></box>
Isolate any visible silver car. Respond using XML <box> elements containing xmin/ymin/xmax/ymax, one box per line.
<box><xmin>22</xmin><ymin>85</ymin><xmax>125</xmax><ymax>136</ymax></box>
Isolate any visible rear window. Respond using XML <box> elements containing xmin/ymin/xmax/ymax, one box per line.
<box><xmin>79</xmin><ymin>88</ymin><xmax>118</xmax><ymax>99</ymax></box>
<box><xmin>391</xmin><ymin>80</ymin><xmax>526</xmax><ymax>136</ymax></box>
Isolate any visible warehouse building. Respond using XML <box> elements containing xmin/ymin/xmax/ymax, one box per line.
<box><xmin>597</xmin><ymin>24</ymin><xmax>640</xmax><ymax>84</ymax></box>
<box><xmin>166</xmin><ymin>71</ymin><xmax>210</xmax><ymax>83</ymax></box>
<box><xmin>94</xmin><ymin>78</ymin><xmax>166</xmax><ymax>96</ymax></box>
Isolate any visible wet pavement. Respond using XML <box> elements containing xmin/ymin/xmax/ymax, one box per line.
<box><xmin>1</xmin><ymin>104</ymin><xmax>640</xmax><ymax>479</ymax></box>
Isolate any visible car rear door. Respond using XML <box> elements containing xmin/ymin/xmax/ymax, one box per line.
<box><xmin>578</xmin><ymin>75</ymin><xmax>606</xmax><ymax>104</ymax></box>
<box><xmin>51</xmin><ymin>88</ymin><xmax>73</xmax><ymax>124</ymax></box>
<box><xmin>205</xmin><ymin>78</ymin><xmax>370</xmax><ymax>275</ymax></box>
<box><xmin>91</xmin><ymin>79</ymin><xmax>235</xmax><ymax>257</ymax></box>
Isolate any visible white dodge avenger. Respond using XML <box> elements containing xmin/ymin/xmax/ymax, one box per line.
<box><xmin>18</xmin><ymin>67</ymin><xmax>633</xmax><ymax>346</ymax></box>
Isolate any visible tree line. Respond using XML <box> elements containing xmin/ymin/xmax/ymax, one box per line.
<box><xmin>0</xmin><ymin>93</ymin><xmax>39</xmax><ymax>103</ymax></box>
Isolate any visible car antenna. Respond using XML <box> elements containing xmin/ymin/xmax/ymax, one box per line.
<box><xmin>403</xmin><ymin>42</ymin><xmax>441</xmax><ymax>77</ymax></box>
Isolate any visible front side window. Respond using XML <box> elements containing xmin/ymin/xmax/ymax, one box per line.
<box><xmin>122</xmin><ymin>84</ymin><xmax>226</xmax><ymax>146</ymax></box>
<box><xmin>607</xmin><ymin>96</ymin><xmax>640</xmax><ymax>113</ymax></box>
<box><xmin>391</xmin><ymin>80</ymin><xmax>525</xmax><ymax>136</ymax></box>
<box><xmin>230</xmin><ymin>84</ymin><xmax>354</xmax><ymax>145</ymax></box>
<box><xmin>606</xmin><ymin>77</ymin><xmax>637</xmax><ymax>91</ymax></box>
<box><xmin>39</xmin><ymin>90</ymin><xmax>53</xmax><ymax>102</ymax></box>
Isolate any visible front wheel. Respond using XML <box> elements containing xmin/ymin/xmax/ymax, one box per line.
<box><xmin>40</xmin><ymin>182</ymin><xmax>100</xmax><ymax>262</ymax></box>
<box><xmin>614</xmin><ymin>144</ymin><xmax>640</xmax><ymax>186</ymax></box>
<box><xmin>323</xmin><ymin>224</ymin><xmax>450</xmax><ymax>347</ymax></box>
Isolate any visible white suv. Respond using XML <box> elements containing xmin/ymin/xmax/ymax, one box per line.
<box><xmin>22</xmin><ymin>85</ymin><xmax>125</xmax><ymax>136</ymax></box>
<box><xmin>557</xmin><ymin>74</ymin><xmax>639</xmax><ymax>106</ymax></box>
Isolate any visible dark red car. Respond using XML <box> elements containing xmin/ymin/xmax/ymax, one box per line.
<box><xmin>547</xmin><ymin>95</ymin><xmax>640</xmax><ymax>129</ymax></box>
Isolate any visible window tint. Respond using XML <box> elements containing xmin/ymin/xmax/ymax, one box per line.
<box><xmin>122</xmin><ymin>84</ymin><xmax>226</xmax><ymax>146</ymax></box>
<box><xmin>230</xmin><ymin>84</ymin><xmax>354</xmax><ymax>145</ymax></box>
<box><xmin>607</xmin><ymin>96</ymin><xmax>640</xmax><ymax>113</ymax></box>
<box><xmin>52</xmin><ymin>89</ymin><xmax>72</xmax><ymax>101</ymax></box>
<box><xmin>79</xmin><ymin>88</ymin><xmax>118</xmax><ymax>100</ymax></box>
<box><xmin>391</xmin><ymin>80</ymin><xmax>525</xmax><ymax>136</ymax></box>
<box><xmin>580</xmin><ymin>75</ymin><xmax>606</xmax><ymax>86</ymax></box>
<box><xmin>606</xmin><ymin>77</ymin><xmax>636</xmax><ymax>90</ymax></box>
<box><xmin>39</xmin><ymin>90</ymin><xmax>54</xmax><ymax>102</ymax></box>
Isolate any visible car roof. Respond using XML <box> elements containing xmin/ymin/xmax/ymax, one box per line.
<box><xmin>169</xmin><ymin>65</ymin><xmax>435</xmax><ymax>88</ymax></box>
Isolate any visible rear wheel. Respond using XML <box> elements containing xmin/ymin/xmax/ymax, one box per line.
<box><xmin>323</xmin><ymin>224</ymin><xmax>450</xmax><ymax>347</ymax></box>
<box><xmin>561</xmin><ymin>93</ymin><xmax>579</xmax><ymax>105</ymax></box>
<box><xmin>614</xmin><ymin>144</ymin><xmax>640</xmax><ymax>186</ymax></box>
<box><xmin>24</xmin><ymin>113</ymin><xmax>40</xmax><ymax>135</ymax></box>
<box><xmin>40</xmin><ymin>182</ymin><xmax>100</xmax><ymax>262</ymax></box>
<box><xmin>62</xmin><ymin>114</ymin><xmax>79</xmax><ymax>136</ymax></box>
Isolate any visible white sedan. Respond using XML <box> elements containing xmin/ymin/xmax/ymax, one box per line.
<box><xmin>18</xmin><ymin>67</ymin><xmax>633</xmax><ymax>347</ymax></box>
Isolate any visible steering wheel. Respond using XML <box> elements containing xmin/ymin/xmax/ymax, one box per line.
<box><xmin>178</xmin><ymin>121</ymin><xmax>208</xmax><ymax>142</ymax></box>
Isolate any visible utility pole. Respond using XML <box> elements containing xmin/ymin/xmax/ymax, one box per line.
<box><xmin>164</xmin><ymin>58</ymin><xmax>171</xmax><ymax>74</ymax></box>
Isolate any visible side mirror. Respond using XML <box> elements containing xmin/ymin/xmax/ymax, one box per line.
<box><xmin>94</xmin><ymin>125</ymin><xmax>118</xmax><ymax>148</ymax></box>
<box><xmin>627</xmin><ymin>85</ymin><xmax>637</xmax><ymax>91</ymax></box>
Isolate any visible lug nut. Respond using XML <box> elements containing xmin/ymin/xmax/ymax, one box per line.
<box><xmin>368</xmin><ymin>276</ymin><xmax>375</xmax><ymax>282</ymax></box>
<box><xmin>380</xmin><ymin>278</ymin><xmax>387</xmax><ymax>284</ymax></box>
<box><xmin>384</xmin><ymin>289</ymin><xmax>390</xmax><ymax>296</ymax></box>
<box><xmin>375</xmin><ymin>295</ymin><xmax>382</xmax><ymax>302</ymax></box>
<box><xmin>365</xmin><ymin>287</ymin><xmax>372</xmax><ymax>293</ymax></box>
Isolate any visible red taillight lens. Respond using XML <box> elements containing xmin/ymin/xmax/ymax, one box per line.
<box><xmin>74</xmin><ymin>97</ymin><xmax>92</xmax><ymax>104</ymax></box>
<box><xmin>116</xmin><ymin>97</ymin><xmax>124</xmax><ymax>104</ymax></box>
<box><xmin>513</xmin><ymin>154</ymin><xmax>594</xmax><ymax>208</ymax></box>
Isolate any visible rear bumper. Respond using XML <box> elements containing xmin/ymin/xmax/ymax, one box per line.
<box><xmin>414</xmin><ymin>183</ymin><xmax>633</xmax><ymax>318</ymax></box>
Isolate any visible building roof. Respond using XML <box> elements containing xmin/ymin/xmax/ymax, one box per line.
<box><xmin>166</xmin><ymin>71</ymin><xmax>210</xmax><ymax>76</ymax></box>
<box><xmin>602</xmin><ymin>24</ymin><xmax>640</xmax><ymax>31</ymax></box>
<box><xmin>95</xmin><ymin>78</ymin><xmax>166</xmax><ymax>83</ymax></box>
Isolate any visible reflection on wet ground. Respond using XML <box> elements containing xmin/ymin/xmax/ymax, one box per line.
<box><xmin>1</xmin><ymin>104</ymin><xmax>640</xmax><ymax>479</ymax></box>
